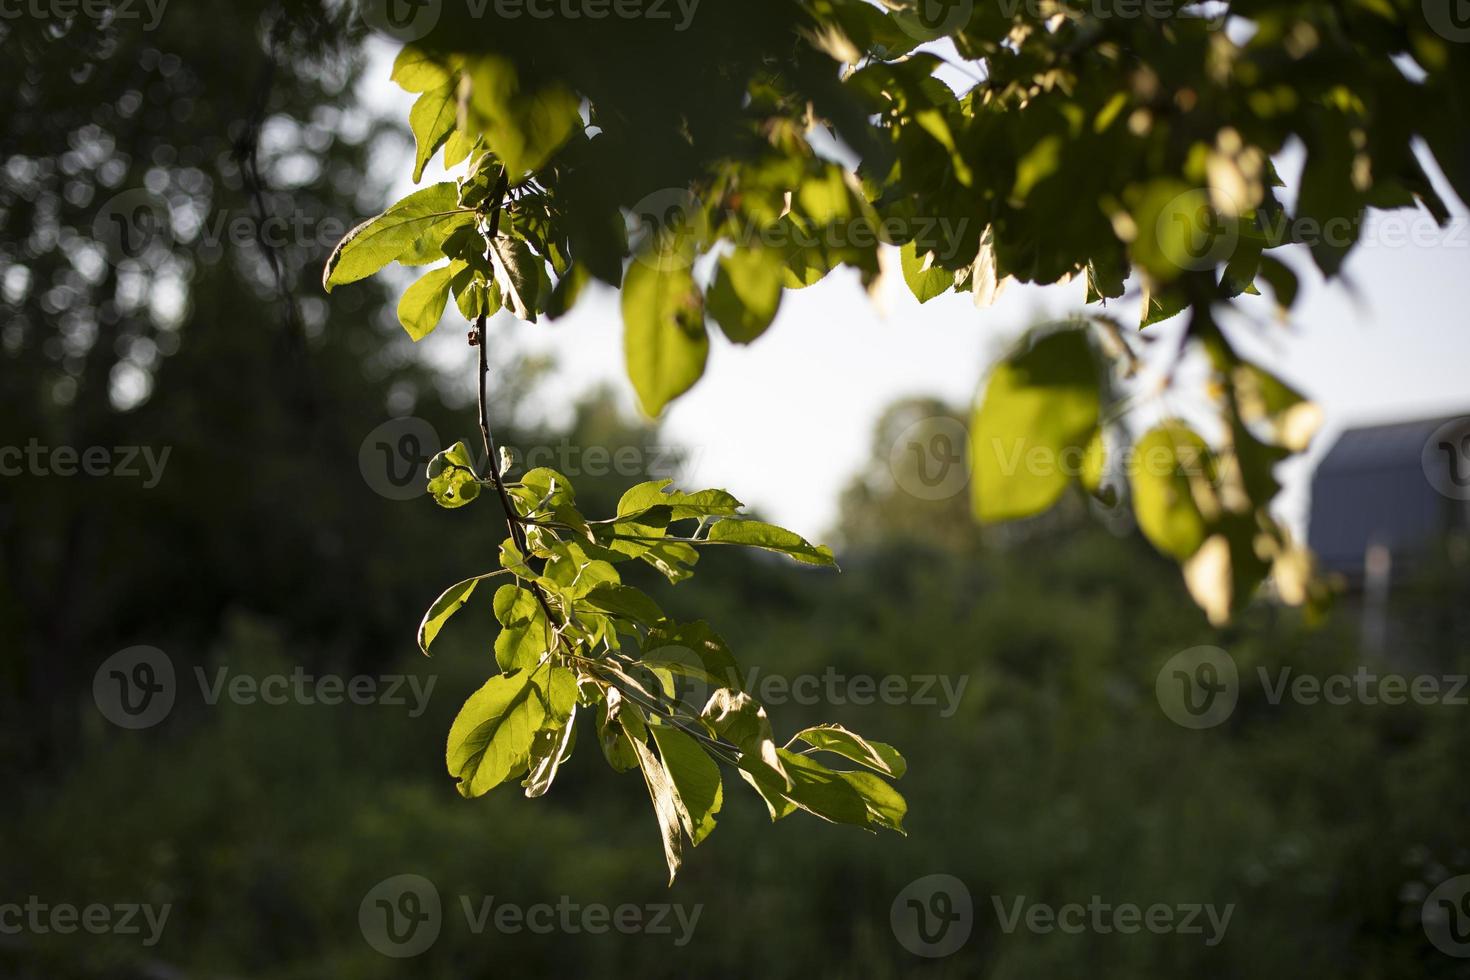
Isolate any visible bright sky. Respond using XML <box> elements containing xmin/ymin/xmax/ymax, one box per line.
<box><xmin>359</xmin><ymin>40</ymin><xmax>1470</xmax><ymax>542</ymax></box>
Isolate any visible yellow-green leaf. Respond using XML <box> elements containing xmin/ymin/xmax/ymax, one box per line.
<box><xmin>622</xmin><ymin>256</ymin><xmax>708</xmax><ymax>416</ymax></box>
<box><xmin>707</xmin><ymin>247</ymin><xmax>783</xmax><ymax>344</ymax></box>
<box><xmin>396</xmin><ymin>262</ymin><xmax>458</xmax><ymax>341</ymax></box>
<box><xmin>1130</xmin><ymin>422</ymin><xmax>1212</xmax><ymax>560</ymax></box>
<box><xmin>409</xmin><ymin>84</ymin><xmax>459</xmax><ymax>183</ymax></box>
<box><xmin>971</xmin><ymin>329</ymin><xmax>1100</xmax><ymax>522</ymax></box>
<box><xmin>323</xmin><ymin>183</ymin><xmax>470</xmax><ymax>291</ymax></box>
<box><xmin>649</xmin><ymin>724</ymin><xmax>723</xmax><ymax>846</ymax></box>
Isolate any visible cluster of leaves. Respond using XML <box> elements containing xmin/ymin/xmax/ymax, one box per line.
<box><xmin>970</xmin><ymin>317</ymin><xmax>1329</xmax><ymax>625</ymax></box>
<box><xmin>321</xmin><ymin>37</ymin><xmax>908</xmax><ymax>880</ymax></box>
<box><xmin>317</xmin><ymin>0</ymin><xmax>1466</xmax><ymax>867</ymax></box>
<box><xmin>323</xmin><ymin>0</ymin><xmax>1463</xmax><ymax>620</ymax></box>
<box><xmin>417</xmin><ymin>453</ymin><xmax>905</xmax><ymax>882</ymax></box>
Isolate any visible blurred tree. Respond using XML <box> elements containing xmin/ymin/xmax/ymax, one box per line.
<box><xmin>0</xmin><ymin>2</ymin><xmax>479</xmax><ymax>765</ymax></box>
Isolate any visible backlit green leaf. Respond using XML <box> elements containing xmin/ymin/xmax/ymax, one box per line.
<box><xmin>622</xmin><ymin>257</ymin><xmax>708</xmax><ymax>416</ymax></box>
<box><xmin>786</xmin><ymin>724</ymin><xmax>907</xmax><ymax>778</ymax></box>
<box><xmin>704</xmin><ymin>519</ymin><xmax>836</xmax><ymax>566</ymax></box>
<box><xmin>396</xmin><ymin>262</ymin><xmax>458</xmax><ymax>341</ymax></box>
<box><xmin>446</xmin><ymin>670</ymin><xmax>545</xmax><ymax>798</ymax></box>
<box><xmin>1131</xmin><ymin>423</ymin><xmax>1212</xmax><ymax>561</ymax></box>
<box><xmin>627</xmin><ymin>721</ymin><xmax>684</xmax><ymax>884</ymax></box>
<box><xmin>650</xmin><ymin>724</ymin><xmax>723</xmax><ymax>846</ymax></box>
<box><xmin>323</xmin><ymin>183</ymin><xmax>472</xmax><ymax>291</ymax></box>
<box><xmin>426</xmin><ymin>440</ymin><xmax>481</xmax><ymax>509</ymax></box>
<box><xmin>418</xmin><ymin>574</ymin><xmax>496</xmax><ymax>655</ymax></box>
<box><xmin>409</xmin><ymin>84</ymin><xmax>458</xmax><ymax>183</ymax></box>
<box><xmin>900</xmin><ymin>240</ymin><xmax>953</xmax><ymax>304</ymax></box>
<box><xmin>707</xmin><ymin>247</ymin><xmax>783</xmax><ymax>343</ymax></box>
<box><xmin>971</xmin><ymin>329</ymin><xmax>1100</xmax><ymax>522</ymax></box>
<box><xmin>468</xmin><ymin>57</ymin><xmax>582</xmax><ymax>179</ymax></box>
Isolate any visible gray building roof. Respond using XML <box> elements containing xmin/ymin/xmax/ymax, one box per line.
<box><xmin>1307</xmin><ymin>414</ymin><xmax>1470</xmax><ymax>579</ymax></box>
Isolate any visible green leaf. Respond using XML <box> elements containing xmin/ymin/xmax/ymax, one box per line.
<box><xmin>839</xmin><ymin>769</ymin><xmax>908</xmax><ymax>833</ymax></box>
<box><xmin>1232</xmin><ymin>361</ymin><xmax>1322</xmax><ymax>453</ymax></box>
<box><xmin>451</xmin><ymin>266</ymin><xmax>502</xmax><ymax>320</ymax></box>
<box><xmin>1182</xmin><ymin>518</ymin><xmax>1272</xmax><ymax>628</ymax></box>
<box><xmin>1126</xmin><ymin>180</ymin><xmax>1221</xmax><ymax>283</ymax></box>
<box><xmin>391</xmin><ymin>44</ymin><xmax>452</xmax><ymax>93</ymax></box>
<box><xmin>400</xmin><ymin>219</ymin><xmax>477</xmax><ymax>268</ymax></box>
<box><xmin>418</xmin><ymin>574</ymin><xmax>496</xmax><ymax>655</ymax></box>
<box><xmin>701</xmin><ymin>689</ymin><xmax>788</xmax><ymax>790</ymax></box>
<box><xmin>397</xmin><ymin>262</ymin><xmax>459</xmax><ymax>341</ymax></box>
<box><xmin>704</xmin><ymin>519</ymin><xmax>836</xmax><ymax>566</ymax></box>
<box><xmin>446</xmin><ymin>670</ymin><xmax>545</xmax><ymax>798</ymax></box>
<box><xmin>1084</xmin><ymin>253</ymin><xmax>1127</xmax><ymax>303</ymax></box>
<box><xmin>1221</xmin><ymin>234</ymin><xmax>1263</xmax><ymax>299</ymax></box>
<box><xmin>738</xmin><ymin>748</ymin><xmax>904</xmax><ymax>832</ymax></box>
<box><xmin>603</xmin><ymin>536</ymin><xmax>700</xmax><ymax>584</ymax></box>
<box><xmin>615</xmin><ymin>480</ymin><xmax>743</xmax><ymax>523</ymax></box>
<box><xmin>426</xmin><ymin>440</ymin><xmax>481</xmax><ymax>509</ymax></box>
<box><xmin>490</xmin><ymin>235</ymin><xmax>542</xmax><ymax>322</ymax></box>
<box><xmin>627</xmin><ymin>720</ymin><xmax>684</xmax><ymax>885</ymax></box>
<box><xmin>468</xmin><ymin>57</ymin><xmax>582</xmax><ymax>178</ymax></box>
<box><xmin>492</xmin><ymin>584</ymin><xmax>550</xmax><ymax>672</ymax></box>
<box><xmin>597</xmin><ymin>688</ymin><xmax>644</xmax><ymax>773</ymax></box>
<box><xmin>900</xmin><ymin>240</ymin><xmax>953</xmax><ymax>304</ymax></box>
<box><xmin>323</xmin><ymin>183</ymin><xmax>472</xmax><ymax>291</ymax></box>
<box><xmin>515</xmin><ymin>466</ymin><xmax>576</xmax><ymax>509</ymax></box>
<box><xmin>971</xmin><ymin>329</ymin><xmax>1100</xmax><ymax>523</ymax></box>
<box><xmin>457</xmin><ymin>154</ymin><xmax>503</xmax><ymax>209</ymax></box>
<box><xmin>642</xmin><ymin>621</ymin><xmax>741</xmax><ymax>692</ymax></box>
<box><xmin>1141</xmin><ymin>283</ymin><xmax>1190</xmax><ymax>328</ymax></box>
<box><xmin>1130</xmin><ymin>423</ymin><xmax>1212</xmax><ymax>560</ymax></box>
<box><xmin>539</xmin><ymin>542</ymin><xmax>619</xmax><ymax>601</ymax></box>
<box><xmin>547</xmin><ymin>263</ymin><xmax>591</xmax><ymax>320</ymax></box>
<box><xmin>543</xmin><ymin>666</ymin><xmax>579</xmax><ymax>725</ymax></box>
<box><xmin>1012</xmin><ymin>134</ymin><xmax>1061</xmax><ymax>202</ymax></box>
<box><xmin>1257</xmin><ymin>254</ymin><xmax>1299</xmax><ymax>309</ymax></box>
<box><xmin>622</xmin><ymin>257</ymin><xmax>708</xmax><ymax>416</ymax></box>
<box><xmin>786</xmin><ymin>724</ymin><xmax>907</xmax><ymax>778</ymax></box>
<box><xmin>522</xmin><ymin>709</ymin><xmax>576</xmax><ymax>799</ymax></box>
<box><xmin>409</xmin><ymin>84</ymin><xmax>459</xmax><ymax>183</ymax></box>
<box><xmin>499</xmin><ymin>537</ymin><xmax>534</xmax><ymax>577</ymax></box>
<box><xmin>583</xmin><ymin>584</ymin><xmax>666</xmax><ymax>626</ymax></box>
<box><xmin>649</xmin><ymin>724</ymin><xmax>723</xmax><ymax>846</ymax></box>
<box><xmin>493</xmin><ymin>584</ymin><xmax>541</xmax><ymax>626</ymax></box>
<box><xmin>707</xmin><ymin>247</ymin><xmax>783</xmax><ymax>343</ymax></box>
<box><xmin>442</xmin><ymin>128</ymin><xmax>478</xmax><ymax>170</ymax></box>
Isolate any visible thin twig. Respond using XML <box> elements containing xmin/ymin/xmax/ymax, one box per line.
<box><xmin>474</xmin><ymin>170</ymin><xmax>560</xmax><ymax>627</ymax></box>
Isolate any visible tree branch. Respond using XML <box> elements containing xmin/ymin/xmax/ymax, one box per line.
<box><xmin>473</xmin><ymin>170</ymin><xmax>561</xmax><ymax>627</ymax></box>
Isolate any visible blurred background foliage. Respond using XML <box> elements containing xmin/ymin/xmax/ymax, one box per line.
<box><xmin>3</xmin><ymin>2</ymin><xmax>1470</xmax><ymax>977</ymax></box>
